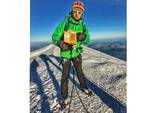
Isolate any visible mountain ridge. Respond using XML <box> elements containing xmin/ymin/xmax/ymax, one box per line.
<box><xmin>30</xmin><ymin>44</ymin><xmax>126</xmax><ymax>113</ymax></box>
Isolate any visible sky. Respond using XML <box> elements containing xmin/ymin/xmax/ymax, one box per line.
<box><xmin>30</xmin><ymin>0</ymin><xmax>126</xmax><ymax>42</ymax></box>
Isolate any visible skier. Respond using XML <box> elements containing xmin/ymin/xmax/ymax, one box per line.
<box><xmin>52</xmin><ymin>1</ymin><xmax>92</xmax><ymax>105</ymax></box>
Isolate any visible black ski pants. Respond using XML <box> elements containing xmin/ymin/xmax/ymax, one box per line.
<box><xmin>61</xmin><ymin>54</ymin><xmax>88</xmax><ymax>99</ymax></box>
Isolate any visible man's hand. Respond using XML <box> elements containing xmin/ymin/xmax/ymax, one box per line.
<box><xmin>77</xmin><ymin>33</ymin><xmax>86</xmax><ymax>41</ymax></box>
<box><xmin>57</xmin><ymin>40</ymin><xmax>73</xmax><ymax>50</ymax></box>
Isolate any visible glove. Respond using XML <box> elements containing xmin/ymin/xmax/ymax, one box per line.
<box><xmin>57</xmin><ymin>40</ymin><xmax>73</xmax><ymax>51</ymax></box>
<box><xmin>77</xmin><ymin>33</ymin><xmax>86</xmax><ymax>41</ymax></box>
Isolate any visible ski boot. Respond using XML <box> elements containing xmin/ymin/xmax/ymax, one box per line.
<box><xmin>63</xmin><ymin>97</ymin><xmax>71</xmax><ymax>105</ymax></box>
<box><xmin>82</xmin><ymin>88</ymin><xmax>93</xmax><ymax>96</ymax></box>
<box><xmin>59</xmin><ymin>97</ymin><xmax>71</xmax><ymax>110</ymax></box>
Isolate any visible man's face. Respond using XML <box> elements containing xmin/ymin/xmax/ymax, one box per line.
<box><xmin>72</xmin><ymin>8</ymin><xmax>83</xmax><ymax>21</ymax></box>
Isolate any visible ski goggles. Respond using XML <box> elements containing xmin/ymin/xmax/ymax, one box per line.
<box><xmin>72</xmin><ymin>9</ymin><xmax>83</xmax><ymax>15</ymax></box>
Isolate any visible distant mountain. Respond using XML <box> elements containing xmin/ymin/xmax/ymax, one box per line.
<box><xmin>88</xmin><ymin>38</ymin><xmax>126</xmax><ymax>61</ymax></box>
<box><xmin>30</xmin><ymin>41</ymin><xmax>51</xmax><ymax>52</ymax></box>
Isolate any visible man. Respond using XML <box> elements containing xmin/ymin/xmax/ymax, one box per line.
<box><xmin>52</xmin><ymin>1</ymin><xmax>92</xmax><ymax>105</ymax></box>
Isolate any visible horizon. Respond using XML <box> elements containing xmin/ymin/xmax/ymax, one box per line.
<box><xmin>30</xmin><ymin>37</ymin><xmax>126</xmax><ymax>44</ymax></box>
<box><xmin>31</xmin><ymin>36</ymin><xmax>126</xmax><ymax>43</ymax></box>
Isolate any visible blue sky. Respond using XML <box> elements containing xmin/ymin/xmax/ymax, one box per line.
<box><xmin>31</xmin><ymin>0</ymin><xmax>126</xmax><ymax>42</ymax></box>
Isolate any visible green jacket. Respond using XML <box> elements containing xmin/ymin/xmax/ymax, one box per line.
<box><xmin>52</xmin><ymin>13</ymin><xmax>90</xmax><ymax>58</ymax></box>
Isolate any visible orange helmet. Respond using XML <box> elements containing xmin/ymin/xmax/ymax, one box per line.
<box><xmin>72</xmin><ymin>1</ymin><xmax>84</xmax><ymax>11</ymax></box>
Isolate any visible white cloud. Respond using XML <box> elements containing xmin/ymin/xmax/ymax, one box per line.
<box><xmin>30</xmin><ymin>31</ymin><xmax>126</xmax><ymax>42</ymax></box>
<box><xmin>30</xmin><ymin>36</ymin><xmax>51</xmax><ymax>42</ymax></box>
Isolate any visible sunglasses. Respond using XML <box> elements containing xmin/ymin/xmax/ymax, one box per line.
<box><xmin>73</xmin><ymin>9</ymin><xmax>83</xmax><ymax>15</ymax></box>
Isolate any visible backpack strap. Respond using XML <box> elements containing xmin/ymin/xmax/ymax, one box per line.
<box><xmin>64</xmin><ymin>19</ymin><xmax>70</xmax><ymax>31</ymax></box>
<box><xmin>82</xmin><ymin>22</ymin><xmax>86</xmax><ymax>33</ymax></box>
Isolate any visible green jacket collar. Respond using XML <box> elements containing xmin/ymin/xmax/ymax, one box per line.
<box><xmin>67</xmin><ymin>12</ymin><xmax>83</xmax><ymax>25</ymax></box>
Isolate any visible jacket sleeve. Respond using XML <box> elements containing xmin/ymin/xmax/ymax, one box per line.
<box><xmin>52</xmin><ymin>20</ymin><xmax>66</xmax><ymax>45</ymax></box>
<box><xmin>82</xmin><ymin>24</ymin><xmax>90</xmax><ymax>45</ymax></box>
